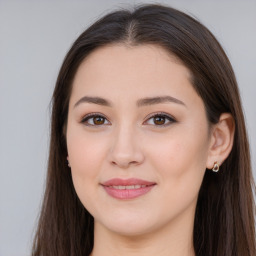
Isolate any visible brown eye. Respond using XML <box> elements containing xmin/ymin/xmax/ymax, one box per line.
<box><xmin>144</xmin><ymin>113</ymin><xmax>176</xmax><ymax>127</ymax></box>
<box><xmin>93</xmin><ymin>116</ymin><xmax>105</xmax><ymax>125</ymax></box>
<box><xmin>153</xmin><ymin>116</ymin><xmax>166</xmax><ymax>125</ymax></box>
<box><xmin>81</xmin><ymin>114</ymin><xmax>110</xmax><ymax>126</ymax></box>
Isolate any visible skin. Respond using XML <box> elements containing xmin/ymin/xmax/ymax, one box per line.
<box><xmin>66</xmin><ymin>44</ymin><xmax>234</xmax><ymax>256</ymax></box>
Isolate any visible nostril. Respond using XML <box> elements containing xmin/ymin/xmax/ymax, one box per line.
<box><xmin>111</xmin><ymin>160</ymin><xmax>140</xmax><ymax>168</ymax></box>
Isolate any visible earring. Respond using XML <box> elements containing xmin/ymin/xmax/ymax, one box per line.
<box><xmin>67</xmin><ymin>157</ymin><xmax>71</xmax><ymax>168</ymax></box>
<box><xmin>212</xmin><ymin>161</ymin><xmax>219</xmax><ymax>172</ymax></box>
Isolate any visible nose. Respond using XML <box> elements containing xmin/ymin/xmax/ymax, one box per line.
<box><xmin>108</xmin><ymin>125</ymin><xmax>145</xmax><ymax>169</ymax></box>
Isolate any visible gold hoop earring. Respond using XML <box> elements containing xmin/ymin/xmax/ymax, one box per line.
<box><xmin>212</xmin><ymin>161</ymin><xmax>219</xmax><ymax>172</ymax></box>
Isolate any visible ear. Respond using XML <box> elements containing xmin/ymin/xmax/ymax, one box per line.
<box><xmin>206</xmin><ymin>113</ymin><xmax>235</xmax><ymax>169</ymax></box>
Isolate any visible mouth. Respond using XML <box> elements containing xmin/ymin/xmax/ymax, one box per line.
<box><xmin>106</xmin><ymin>184</ymin><xmax>149</xmax><ymax>189</ymax></box>
<box><xmin>101</xmin><ymin>178</ymin><xmax>156</xmax><ymax>200</ymax></box>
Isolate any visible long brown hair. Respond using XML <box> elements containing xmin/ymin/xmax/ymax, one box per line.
<box><xmin>32</xmin><ymin>4</ymin><xmax>255</xmax><ymax>256</ymax></box>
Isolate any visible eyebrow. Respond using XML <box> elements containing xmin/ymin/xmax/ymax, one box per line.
<box><xmin>74</xmin><ymin>96</ymin><xmax>111</xmax><ymax>108</ymax></box>
<box><xmin>73</xmin><ymin>95</ymin><xmax>186</xmax><ymax>108</ymax></box>
<box><xmin>137</xmin><ymin>96</ymin><xmax>186</xmax><ymax>107</ymax></box>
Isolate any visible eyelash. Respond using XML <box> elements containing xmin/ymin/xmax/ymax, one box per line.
<box><xmin>81</xmin><ymin>112</ymin><xmax>110</xmax><ymax>126</ymax></box>
<box><xmin>80</xmin><ymin>112</ymin><xmax>176</xmax><ymax>127</ymax></box>
<box><xmin>144</xmin><ymin>112</ymin><xmax>176</xmax><ymax>127</ymax></box>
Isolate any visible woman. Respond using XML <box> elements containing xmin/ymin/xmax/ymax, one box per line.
<box><xmin>32</xmin><ymin>4</ymin><xmax>256</xmax><ymax>256</ymax></box>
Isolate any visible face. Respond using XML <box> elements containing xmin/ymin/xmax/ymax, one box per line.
<box><xmin>66</xmin><ymin>44</ymin><xmax>212</xmax><ymax>236</ymax></box>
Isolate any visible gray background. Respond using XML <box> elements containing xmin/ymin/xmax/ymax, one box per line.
<box><xmin>0</xmin><ymin>0</ymin><xmax>255</xmax><ymax>255</ymax></box>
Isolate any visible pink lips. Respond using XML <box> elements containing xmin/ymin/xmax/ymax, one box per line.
<box><xmin>101</xmin><ymin>178</ymin><xmax>156</xmax><ymax>199</ymax></box>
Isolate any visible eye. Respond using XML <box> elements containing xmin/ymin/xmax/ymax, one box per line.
<box><xmin>144</xmin><ymin>112</ymin><xmax>176</xmax><ymax>127</ymax></box>
<box><xmin>81</xmin><ymin>113</ymin><xmax>110</xmax><ymax>126</ymax></box>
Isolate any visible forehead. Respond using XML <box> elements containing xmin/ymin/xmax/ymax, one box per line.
<box><xmin>79</xmin><ymin>43</ymin><xmax>184</xmax><ymax>69</ymax></box>
<box><xmin>69</xmin><ymin>43</ymin><xmax>208</xmax><ymax>128</ymax></box>
<box><xmin>69</xmin><ymin>43</ymin><xmax>205</xmax><ymax>113</ymax></box>
<box><xmin>72</xmin><ymin>44</ymin><xmax>191</xmax><ymax>91</ymax></box>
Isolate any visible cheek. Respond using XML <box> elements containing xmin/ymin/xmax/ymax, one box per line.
<box><xmin>147</xmin><ymin>125</ymin><xmax>209</xmax><ymax>190</ymax></box>
<box><xmin>146</xmin><ymin>129</ymin><xmax>209</xmax><ymax>220</ymax></box>
<box><xmin>67</xmin><ymin>129</ymin><xmax>106</xmax><ymax>172</ymax></box>
<box><xmin>66</xmin><ymin>128</ymin><xmax>108</xmax><ymax>200</ymax></box>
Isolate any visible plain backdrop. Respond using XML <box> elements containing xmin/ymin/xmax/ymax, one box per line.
<box><xmin>0</xmin><ymin>0</ymin><xmax>255</xmax><ymax>255</ymax></box>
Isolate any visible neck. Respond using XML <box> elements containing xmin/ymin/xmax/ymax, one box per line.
<box><xmin>91</xmin><ymin>207</ymin><xmax>196</xmax><ymax>256</ymax></box>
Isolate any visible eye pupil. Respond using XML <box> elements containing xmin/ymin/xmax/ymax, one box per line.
<box><xmin>154</xmin><ymin>116</ymin><xmax>165</xmax><ymax>125</ymax></box>
<box><xmin>93</xmin><ymin>116</ymin><xmax>105</xmax><ymax>125</ymax></box>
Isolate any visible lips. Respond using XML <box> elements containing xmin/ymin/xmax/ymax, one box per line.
<box><xmin>101</xmin><ymin>178</ymin><xmax>156</xmax><ymax>199</ymax></box>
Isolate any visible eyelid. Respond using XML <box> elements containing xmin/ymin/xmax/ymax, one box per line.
<box><xmin>80</xmin><ymin>112</ymin><xmax>111</xmax><ymax>126</ymax></box>
<box><xmin>143</xmin><ymin>112</ymin><xmax>176</xmax><ymax>126</ymax></box>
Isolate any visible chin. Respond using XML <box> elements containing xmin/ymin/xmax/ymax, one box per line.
<box><xmin>95</xmin><ymin>211</ymin><xmax>161</xmax><ymax>237</ymax></box>
<box><xmin>105</xmin><ymin>223</ymin><xmax>154</xmax><ymax>237</ymax></box>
